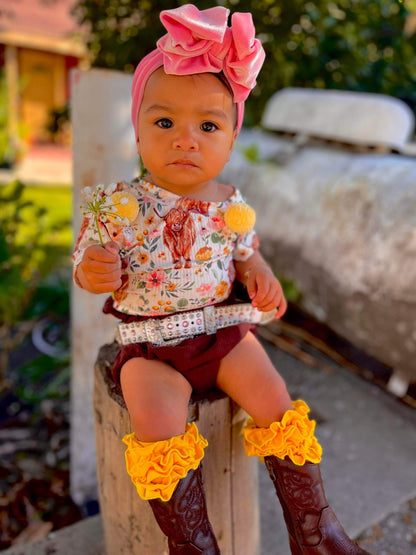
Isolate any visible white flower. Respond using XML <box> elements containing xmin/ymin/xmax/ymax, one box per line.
<box><xmin>104</xmin><ymin>183</ymin><xmax>117</xmax><ymax>195</ymax></box>
<box><xmin>80</xmin><ymin>184</ymin><xmax>139</xmax><ymax>246</ymax></box>
<box><xmin>80</xmin><ymin>184</ymin><xmax>116</xmax><ymax>245</ymax></box>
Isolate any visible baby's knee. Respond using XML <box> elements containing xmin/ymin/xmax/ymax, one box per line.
<box><xmin>128</xmin><ymin>402</ymin><xmax>187</xmax><ymax>442</ymax></box>
<box><xmin>120</xmin><ymin>358</ymin><xmax>191</xmax><ymax>441</ymax></box>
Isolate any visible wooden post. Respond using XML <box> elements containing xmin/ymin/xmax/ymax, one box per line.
<box><xmin>94</xmin><ymin>344</ymin><xmax>260</xmax><ymax>555</ymax></box>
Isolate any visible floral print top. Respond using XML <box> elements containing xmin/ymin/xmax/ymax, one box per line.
<box><xmin>73</xmin><ymin>179</ymin><xmax>259</xmax><ymax>316</ymax></box>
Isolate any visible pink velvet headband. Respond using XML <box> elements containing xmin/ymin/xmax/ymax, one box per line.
<box><xmin>131</xmin><ymin>3</ymin><xmax>265</xmax><ymax>140</ymax></box>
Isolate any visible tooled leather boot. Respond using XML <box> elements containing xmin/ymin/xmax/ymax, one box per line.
<box><xmin>149</xmin><ymin>465</ymin><xmax>220</xmax><ymax>555</ymax></box>
<box><xmin>264</xmin><ymin>456</ymin><xmax>369</xmax><ymax>555</ymax></box>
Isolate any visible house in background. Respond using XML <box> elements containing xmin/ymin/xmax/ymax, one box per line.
<box><xmin>0</xmin><ymin>0</ymin><xmax>86</xmax><ymax>152</ymax></box>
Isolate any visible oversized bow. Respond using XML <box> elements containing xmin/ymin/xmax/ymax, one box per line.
<box><xmin>158</xmin><ymin>4</ymin><xmax>265</xmax><ymax>103</ymax></box>
<box><xmin>131</xmin><ymin>4</ymin><xmax>265</xmax><ymax>139</ymax></box>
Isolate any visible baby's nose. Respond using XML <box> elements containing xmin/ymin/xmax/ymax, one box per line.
<box><xmin>172</xmin><ymin>126</ymin><xmax>199</xmax><ymax>151</ymax></box>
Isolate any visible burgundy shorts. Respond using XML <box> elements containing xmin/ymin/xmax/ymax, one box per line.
<box><xmin>103</xmin><ymin>298</ymin><xmax>256</xmax><ymax>395</ymax></box>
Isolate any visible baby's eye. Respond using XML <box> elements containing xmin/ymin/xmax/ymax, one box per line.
<box><xmin>156</xmin><ymin>118</ymin><xmax>173</xmax><ymax>129</ymax></box>
<box><xmin>201</xmin><ymin>121</ymin><xmax>218</xmax><ymax>133</ymax></box>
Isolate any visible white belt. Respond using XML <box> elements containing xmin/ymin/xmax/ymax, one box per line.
<box><xmin>115</xmin><ymin>304</ymin><xmax>276</xmax><ymax>347</ymax></box>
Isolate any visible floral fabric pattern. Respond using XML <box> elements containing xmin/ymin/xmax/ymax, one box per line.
<box><xmin>73</xmin><ymin>179</ymin><xmax>258</xmax><ymax>316</ymax></box>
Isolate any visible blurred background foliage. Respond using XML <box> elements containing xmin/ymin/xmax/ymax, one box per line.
<box><xmin>0</xmin><ymin>182</ymin><xmax>76</xmax><ymax>548</ymax></box>
<box><xmin>0</xmin><ymin>181</ymin><xmax>72</xmax><ymax>388</ymax></box>
<box><xmin>73</xmin><ymin>0</ymin><xmax>416</xmax><ymax>125</ymax></box>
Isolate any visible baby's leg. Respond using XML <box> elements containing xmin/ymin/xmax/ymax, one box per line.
<box><xmin>217</xmin><ymin>331</ymin><xmax>368</xmax><ymax>554</ymax></box>
<box><xmin>216</xmin><ymin>330</ymin><xmax>292</xmax><ymax>426</ymax></box>
<box><xmin>120</xmin><ymin>357</ymin><xmax>219</xmax><ymax>552</ymax></box>
<box><xmin>120</xmin><ymin>357</ymin><xmax>192</xmax><ymax>441</ymax></box>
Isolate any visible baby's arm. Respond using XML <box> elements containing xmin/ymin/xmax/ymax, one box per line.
<box><xmin>234</xmin><ymin>251</ymin><xmax>287</xmax><ymax>316</ymax></box>
<box><xmin>75</xmin><ymin>241</ymin><xmax>122</xmax><ymax>294</ymax></box>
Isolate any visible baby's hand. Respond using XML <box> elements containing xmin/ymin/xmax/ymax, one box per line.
<box><xmin>246</xmin><ymin>267</ymin><xmax>287</xmax><ymax>318</ymax></box>
<box><xmin>76</xmin><ymin>241</ymin><xmax>122</xmax><ymax>294</ymax></box>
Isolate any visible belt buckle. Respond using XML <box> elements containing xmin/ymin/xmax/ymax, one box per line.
<box><xmin>259</xmin><ymin>308</ymin><xmax>277</xmax><ymax>325</ymax></box>
<box><xmin>144</xmin><ymin>318</ymin><xmax>183</xmax><ymax>347</ymax></box>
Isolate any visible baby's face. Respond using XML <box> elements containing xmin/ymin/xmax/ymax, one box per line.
<box><xmin>137</xmin><ymin>68</ymin><xmax>238</xmax><ymax>196</ymax></box>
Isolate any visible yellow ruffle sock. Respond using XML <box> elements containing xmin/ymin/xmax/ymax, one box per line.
<box><xmin>242</xmin><ymin>400</ymin><xmax>322</xmax><ymax>466</ymax></box>
<box><xmin>122</xmin><ymin>422</ymin><xmax>208</xmax><ymax>502</ymax></box>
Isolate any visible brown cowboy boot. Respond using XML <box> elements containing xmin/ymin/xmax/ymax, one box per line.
<box><xmin>149</xmin><ymin>464</ymin><xmax>220</xmax><ymax>555</ymax></box>
<box><xmin>264</xmin><ymin>456</ymin><xmax>369</xmax><ymax>555</ymax></box>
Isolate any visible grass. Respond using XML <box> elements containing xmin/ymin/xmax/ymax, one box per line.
<box><xmin>20</xmin><ymin>184</ymin><xmax>73</xmax><ymax>255</ymax></box>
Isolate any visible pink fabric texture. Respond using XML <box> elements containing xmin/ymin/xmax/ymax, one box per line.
<box><xmin>131</xmin><ymin>4</ymin><xmax>265</xmax><ymax>140</ymax></box>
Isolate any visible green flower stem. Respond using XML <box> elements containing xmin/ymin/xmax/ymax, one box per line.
<box><xmin>94</xmin><ymin>213</ymin><xmax>104</xmax><ymax>246</ymax></box>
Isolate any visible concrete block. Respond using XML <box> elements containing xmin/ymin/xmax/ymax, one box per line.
<box><xmin>70</xmin><ymin>68</ymin><xmax>137</xmax><ymax>506</ymax></box>
<box><xmin>262</xmin><ymin>87</ymin><xmax>414</xmax><ymax>150</ymax></box>
<box><xmin>221</xmin><ymin>126</ymin><xmax>416</xmax><ymax>391</ymax></box>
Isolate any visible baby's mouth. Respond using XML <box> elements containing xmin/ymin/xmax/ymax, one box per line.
<box><xmin>170</xmin><ymin>159</ymin><xmax>198</xmax><ymax>168</ymax></box>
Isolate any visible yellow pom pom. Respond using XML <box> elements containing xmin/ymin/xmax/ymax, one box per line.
<box><xmin>109</xmin><ymin>192</ymin><xmax>139</xmax><ymax>224</ymax></box>
<box><xmin>224</xmin><ymin>202</ymin><xmax>256</xmax><ymax>234</ymax></box>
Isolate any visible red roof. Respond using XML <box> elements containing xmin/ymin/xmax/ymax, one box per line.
<box><xmin>0</xmin><ymin>0</ymin><xmax>79</xmax><ymax>41</ymax></box>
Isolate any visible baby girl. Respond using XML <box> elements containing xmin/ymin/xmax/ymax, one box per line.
<box><xmin>73</xmin><ymin>4</ymin><xmax>369</xmax><ymax>554</ymax></box>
